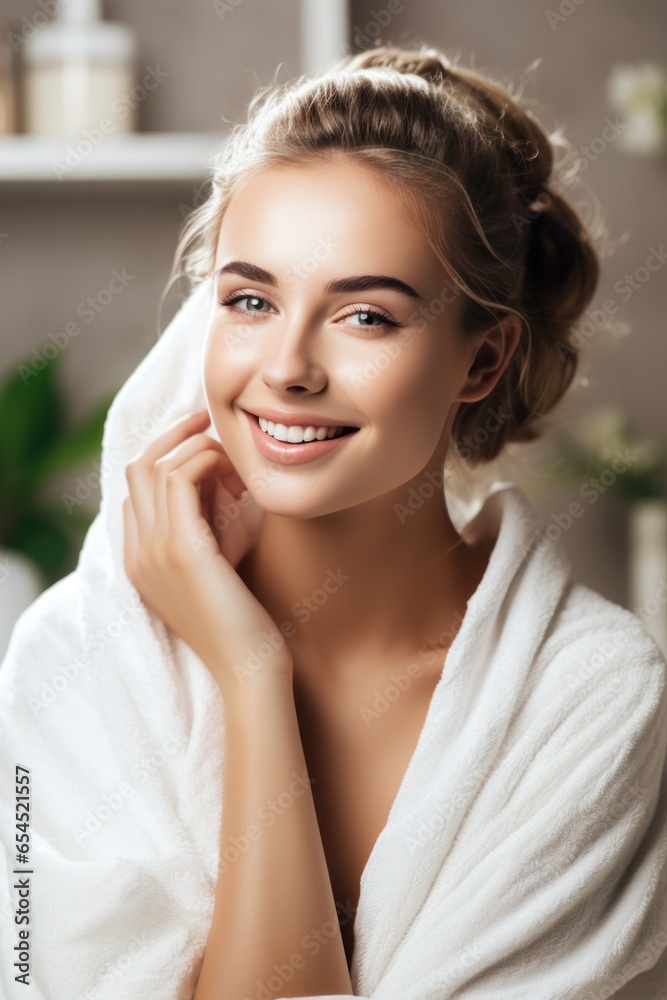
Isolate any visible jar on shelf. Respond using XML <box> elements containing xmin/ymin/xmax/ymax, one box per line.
<box><xmin>22</xmin><ymin>0</ymin><xmax>137</xmax><ymax>137</ymax></box>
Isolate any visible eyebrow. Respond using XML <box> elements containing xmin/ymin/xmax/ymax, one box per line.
<box><xmin>216</xmin><ymin>260</ymin><xmax>424</xmax><ymax>301</ymax></box>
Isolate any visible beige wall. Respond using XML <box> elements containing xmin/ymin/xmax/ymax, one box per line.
<box><xmin>1</xmin><ymin>0</ymin><xmax>665</xmax><ymax>608</ymax></box>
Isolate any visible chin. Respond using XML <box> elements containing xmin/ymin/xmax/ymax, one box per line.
<box><xmin>243</xmin><ymin>479</ymin><xmax>357</xmax><ymax>520</ymax></box>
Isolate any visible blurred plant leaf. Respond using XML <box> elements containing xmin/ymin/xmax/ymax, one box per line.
<box><xmin>0</xmin><ymin>348</ymin><xmax>119</xmax><ymax>582</ymax></box>
<box><xmin>25</xmin><ymin>391</ymin><xmax>115</xmax><ymax>491</ymax></box>
<box><xmin>10</xmin><ymin>510</ymin><xmax>73</xmax><ymax>585</ymax></box>
<box><xmin>36</xmin><ymin>501</ymin><xmax>98</xmax><ymax>534</ymax></box>
<box><xmin>549</xmin><ymin>426</ymin><xmax>667</xmax><ymax>503</ymax></box>
<box><xmin>0</xmin><ymin>352</ymin><xmax>64</xmax><ymax>475</ymax></box>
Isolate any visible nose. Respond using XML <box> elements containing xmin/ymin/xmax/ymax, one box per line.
<box><xmin>259</xmin><ymin>316</ymin><xmax>327</xmax><ymax>395</ymax></box>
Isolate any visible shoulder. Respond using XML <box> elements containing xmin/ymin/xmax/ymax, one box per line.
<box><xmin>545</xmin><ymin>579</ymin><xmax>666</xmax><ymax>678</ymax></box>
<box><xmin>531</xmin><ymin>580</ymin><xmax>667</xmax><ymax>753</ymax></box>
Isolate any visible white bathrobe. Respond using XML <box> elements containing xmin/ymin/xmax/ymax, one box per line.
<box><xmin>1</xmin><ymin>276</ymin><xmax>666</xmax><ymax>1000</ymax></box>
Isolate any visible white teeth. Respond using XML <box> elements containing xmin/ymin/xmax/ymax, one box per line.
<box><xmin>258</xmin><ymin>417</ymin><xmax>347</xmax><ymax>443</ymax></box>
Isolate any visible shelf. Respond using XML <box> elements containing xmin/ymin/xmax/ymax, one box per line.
<box><xmin>0</xmin><ymin>132</ymin><xmax>225</xmax><ymax>184</ymax></box>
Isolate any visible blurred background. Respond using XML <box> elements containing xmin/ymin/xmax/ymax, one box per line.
<box><xmin>0</xmin><ymin>0</ymin><xmax>666</xmax><ymax>657</ymax></box>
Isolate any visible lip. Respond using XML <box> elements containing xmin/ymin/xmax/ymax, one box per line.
<box><xmin>243</xmin><ymin>410</ymin><xmax>360</xmax><ymax>465</ymax></box>
<box><xmin>242</xmin><ymin>407</ymin><xmax>359</xmax><ymax>430</ymax></box>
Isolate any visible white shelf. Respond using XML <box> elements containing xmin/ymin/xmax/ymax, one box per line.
<box><xmin>0</xmin><ymin>132</ymin><xmax>225</xmax><ymax>183</ymax></box>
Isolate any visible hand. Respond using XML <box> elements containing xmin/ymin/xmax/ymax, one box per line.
<box><xmin>122</xmin><ymin>409</ymin><xmax>292</xmax><ymax>693</ymax></box>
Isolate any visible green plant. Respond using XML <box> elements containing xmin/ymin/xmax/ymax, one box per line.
<box><xmin>548</xmin><ymin>407</ymin><xmax>667</xmax><ymax>504</ymax></box>
<box><xmin>0</xmin><ymin>351</ymin><xmax>116</xmax><ymax>586</ymax></box>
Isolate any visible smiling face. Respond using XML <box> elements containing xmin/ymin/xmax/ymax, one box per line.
<box><xmin>202</xmin><ymin>157</ymin><xmax>486</xmax><ymax>518</ymax></box>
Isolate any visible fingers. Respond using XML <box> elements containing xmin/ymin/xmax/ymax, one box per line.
<box><xmin>163</xmin><ymin>450</ymin><xmax>243</xmax><ymax>563</ymax></box>
<box><xmin>153</xmin><ymin>432</ymin><xmax>232</xmax><ymax>537</ymax></box>
<box><xmin>142</xmin><ymin>408</ymin><xmax>211</xmax><ymax>465</ymax></box>
<box><xmin>124</xmin><ymin>408</ymin><xmax>248</xmax><ymax>568</ymax></box>
<box><xmin>125</xmin><ymin>410</ymin><xmax>211</xmax><ymax>537</ymax></box>
<box><xmin>125</xmin><ymin>409</ymin><xmax>227</xmax><ymax>535</ymax></box>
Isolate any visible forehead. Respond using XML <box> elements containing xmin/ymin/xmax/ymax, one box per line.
<box><xmin>215</xmin><ymin>159</ymin><xmax>446</xmax><ymax>293</ymax></box>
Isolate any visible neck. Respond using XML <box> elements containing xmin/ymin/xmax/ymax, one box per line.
<box><xmin>236</xmin><ymin>467</ymin><xmax>490</xmax><ymax>678</ymax></box>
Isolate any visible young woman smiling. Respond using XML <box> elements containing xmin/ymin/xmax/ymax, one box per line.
<box><xmin>118</xmin><ymin>43</ymin><xmax>667</xmax><ymax>1000</ymax></box>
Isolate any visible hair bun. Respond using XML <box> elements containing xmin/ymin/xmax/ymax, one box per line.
<box><xmin>337</xmin><ymin>44</ymin><xmax>457</xmax><ymax>85</ymax></box>
<box><xmin>524</xmin><ymin>182</ymin><xmax>599</xmax><ymax>339</ymax></box>
<box><xmin>342</xmin><ymin>44</ymin><xmax>552</xmax><ymax>204</ymax></box>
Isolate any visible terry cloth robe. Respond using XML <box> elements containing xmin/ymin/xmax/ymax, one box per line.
<box><xmin>1</xmin><ymin>276</ymin><xmax>667</xmax><ymax>1000</ymax></box>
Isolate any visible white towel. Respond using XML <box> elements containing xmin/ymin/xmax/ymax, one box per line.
<box><xmin>1</xmin><ymin>275</ymin><xmax>667</xmax><ymax>1000</ymax></box>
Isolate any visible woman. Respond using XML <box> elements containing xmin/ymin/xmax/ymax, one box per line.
<box><xmin>2</xmin><ymin>44</ymin><xmax>667</xmax><ymax>1000</ymax></box>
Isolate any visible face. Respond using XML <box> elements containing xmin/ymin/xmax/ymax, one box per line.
<box><xmin>202</xmin><ymin>158</ymin><xmax>485</xmax><ymax>519</ymax></box>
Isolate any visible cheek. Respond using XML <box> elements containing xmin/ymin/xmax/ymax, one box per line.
<box><xmin>202</xmin><ymin>333</ymin><xmax>250</xmax><ymax>408</ymax></box>
<box><xmin>365</xmin><ymin>351</ymin><xmax>450</xmax><ymax>458</ymax></box>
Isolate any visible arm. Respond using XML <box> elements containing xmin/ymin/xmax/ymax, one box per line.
<box><xmin>121</xmin><ymin>411</ymin><xmax>355</xmax><ymax>998</ymax></box>
<box><xmin>194</xmin><ymin>666</ymin><xmax>354</xmax><ymax>1000</ymax></box>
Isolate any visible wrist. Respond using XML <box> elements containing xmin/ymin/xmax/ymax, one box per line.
<box><xmin>209</xmin><ymin>655</ymin><xmax>294</xmax><ymax>705</ymax></box>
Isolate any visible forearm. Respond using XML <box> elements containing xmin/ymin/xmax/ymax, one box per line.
<box><xmin>194</xmin><ymin>669</ymin><xmax>353</xmax><ymax>1000</ymax></box>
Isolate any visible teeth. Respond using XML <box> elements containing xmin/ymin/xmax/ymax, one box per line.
<box><xmin>258</xmin><ymin>417</ymin><xmax>347</xmax><ymax>443</ymax></box>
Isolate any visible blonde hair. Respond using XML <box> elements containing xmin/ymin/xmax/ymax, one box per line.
<box><xmin>168</xmin><ymin>43</ymin><xmax>602</xmax><ymax>468</ymax></box>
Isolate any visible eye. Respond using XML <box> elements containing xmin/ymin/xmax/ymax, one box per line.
<box><xmin>218</xmin><ymin>292</ymin><xmax>274</xmax><ymax>316</ymax></box>
<box><xmin>217</xmin><ymin>291</ymin><xmax>401</xmax><ymax>332</ymax></box>
<box><xmin>338</xmin><ymin>305</ymin><xmax>400</xmax><ymax>331</ymax></box>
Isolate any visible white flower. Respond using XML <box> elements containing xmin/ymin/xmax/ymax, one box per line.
<box><xmin>607</xmin><ymin>62</ymin><xmax>667</xmax><ymax>155</ymax></box>
<box><xmin>619</xmin><ymin>106</ymin><xmax>666</xmax><ymax>154</ymax></box>
<box><xmin>608</xmin><ymin>62</ymin><xmax>666</xmax><ymax>113</ymax></box>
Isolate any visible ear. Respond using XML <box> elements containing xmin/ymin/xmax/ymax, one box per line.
<box><xmin>455</xmin><ymin>313</ymin><xmax>522</xmax><ymax>405</ymax></box>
